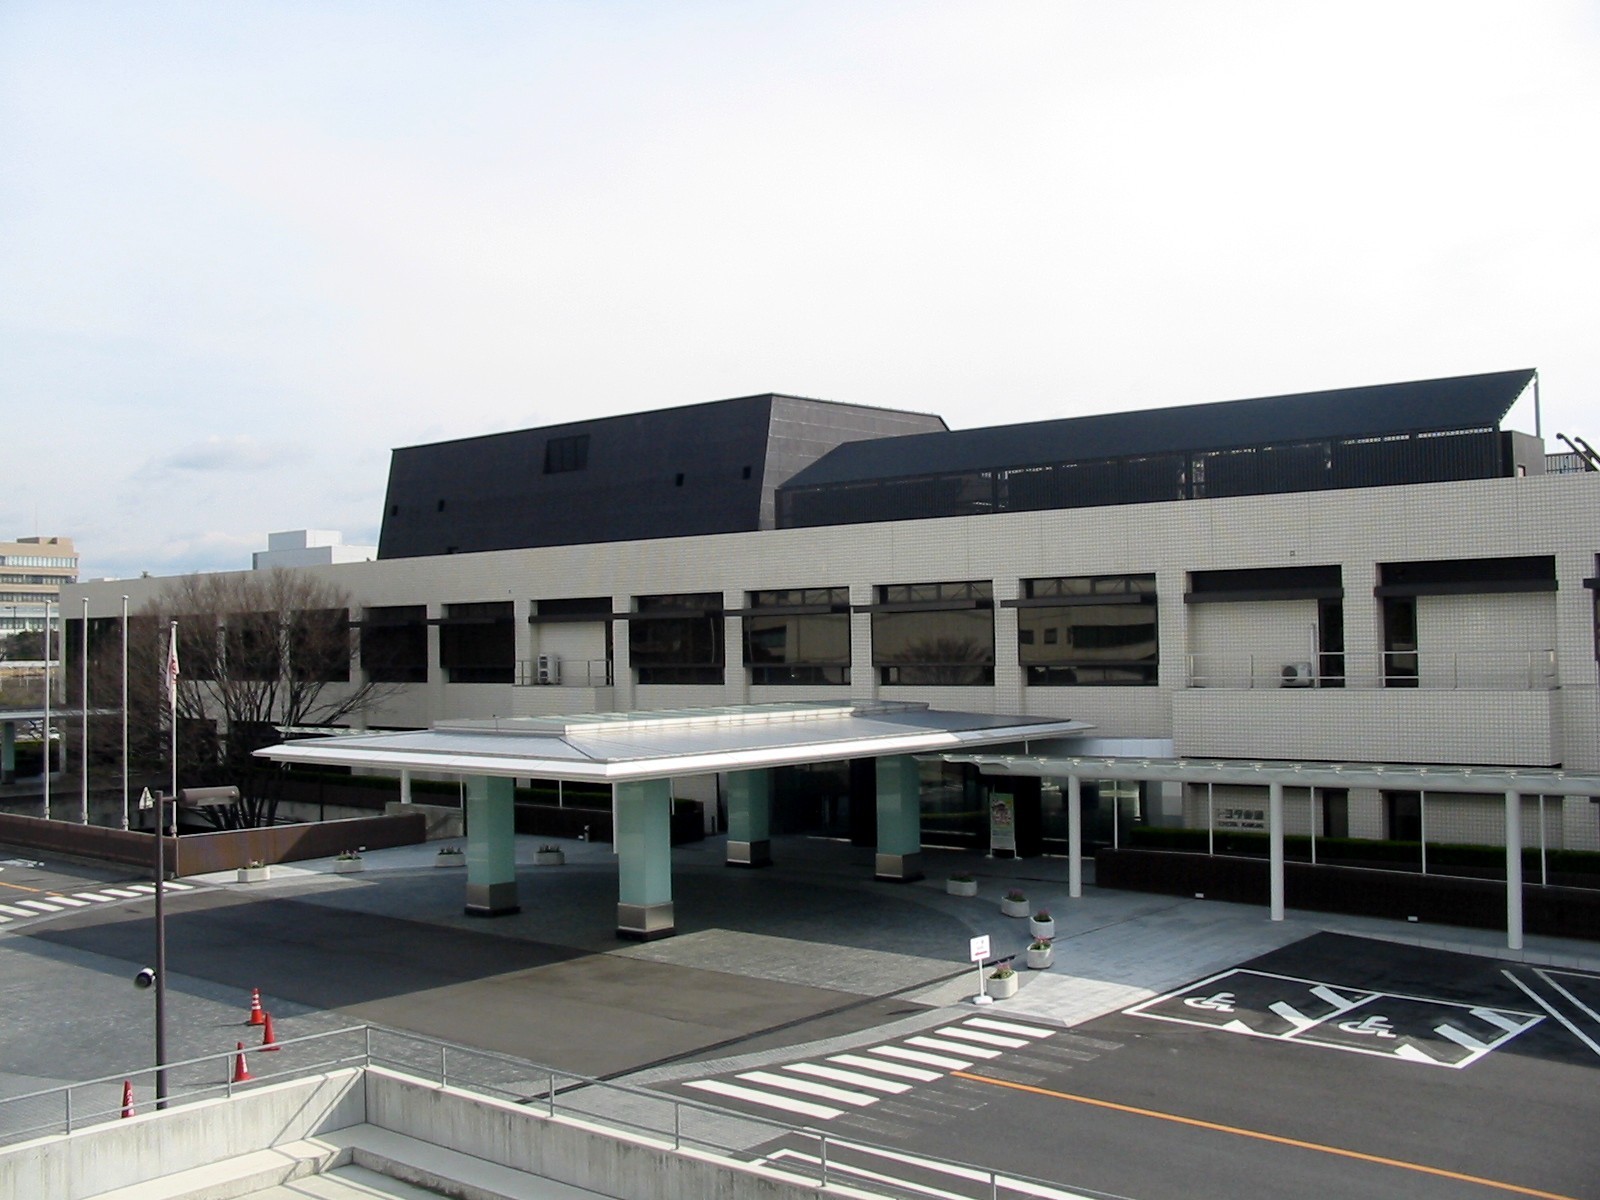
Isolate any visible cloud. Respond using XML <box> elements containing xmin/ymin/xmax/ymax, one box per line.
<box><xmin>156</xmin><ymin>436</ymin><xmax>296</xmax><ymax>473</ymax></box>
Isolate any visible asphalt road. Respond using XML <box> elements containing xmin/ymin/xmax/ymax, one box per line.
<box><xmin>3</xmin><ymin>843</ymin><xmax>1597</xmax><ymax>1200</ymax></box>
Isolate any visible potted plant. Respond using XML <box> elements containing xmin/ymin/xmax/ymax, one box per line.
<box><xmin>435</xmin><ymin>846</ymin><xmax>465</xmax><ymax>868</ymax></box>
<box><xmin>237</xmin><ymin>860</ymin><xmax>270</xmax><ymax>883</ymax></box>
<box><xmin>534</xmin><ymin>843</ymin><xmax>565</xmax><ymax>866</ymax></box>
<box><xmin>1000</xmin><ymin>888</ymin><xmax>1029</xmax><ymax>918</ymax></box>
<box><xmin>1029</xmin><ymin>908</ymin><xmax>1055</xmax><ymax>940</ymax></box>
<box><xmin>987</xmin><ymin>961</ymin><xmax>1019</xmax><ymax>999</ymax></box>
<box><xmin>946</xmin><ymin>872</ymin><xmax>978</xmax><ymax>897</ymax></box>
<box><xmin>333</xmin><ymin>849</ymin><xmax>364</xmax><ymax>874</ymax></box>
<box><xmin>1026</xmin><ymin>938</ymin><xmax>1054</xmax><ymax>970</ymax></box>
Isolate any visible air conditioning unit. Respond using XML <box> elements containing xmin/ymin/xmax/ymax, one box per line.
<box><xmin>536</xmin><ymin>654</ymin><xmax>560</xmax><ymax>685</ymax></box>
<box><xmin>1280</xmin><ymin>662</ymin><xmax>1314</xmax><ymax>688</ymax></box>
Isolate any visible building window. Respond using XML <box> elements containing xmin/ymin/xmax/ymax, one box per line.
<box><xmin>630</xmin><ymin>593</ymin><xmax>724</xmax><ymax>685</ymax></box>
<box><xmin>361</xmin><ymin>606</ymin><xmax>428</xmax><ymax>683</ymax></box>
<box><xmin>290</xmin><ymin>608</ymin><xmax>351</xmax><ymax>683</ymax></box>
<box><xmin>1015</xmin><ymin>574</ymin><xmax>1157</xmax><ymax>686</ymax></box>
<box><xmin>225</xmin><ymin>612</ymin><xmax>282</xmax><ymax>682</ymax></box>
<box><xmin>439</xmin><ymin>602</ymin><xmax>515</xmax><ymax>684</ymax></box>
<box><xmin>544</xmin><ymin>434</ymin><xmax>590</xmax><ymax>474</ymax></box>
<box><xmin>869</xmin><ymin>581</ymin><xmax>994</xmax><ymax>686</ymax></box>
<box><xmin>743</xmin><ymin>588</ymin><xmax>850</xmax><ymax>685</ymax></box>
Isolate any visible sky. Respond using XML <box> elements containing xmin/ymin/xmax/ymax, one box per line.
<box><xmin>3</xmin><ymin>1</ymin><xmax>1597</xmax><ymax>582</ymax></box>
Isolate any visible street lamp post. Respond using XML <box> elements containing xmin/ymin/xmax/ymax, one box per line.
<box><xmin>139</xmin><ymin>786</ymin><xmax>171</xmax><ymax>1108</ymax></box>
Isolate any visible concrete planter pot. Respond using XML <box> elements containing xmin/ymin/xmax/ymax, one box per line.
<box><xmin>237</xmin><ymin>866</ymin><xmax>270</xmax><ymax>883</ymax></box>
<box><xmin>1000</xmin><ymin>896</ymin><xmax>1029</xmax><ymax>918</ymax></box>
<box><xmin>987</xmin><ymin>971</ymin><xmax>1019</xmax><ymax>999</ymax></box>
<box><xmin>1029</xmin><ymin>916</ymin><xmax>1055</xmax><ymax>941</ymax></box>
<box><xmin>1026</xmin><ymin>944</ymin><xmax>1054</xmax><ymax>970</ymax></box>
<box><xmin>946</xmin><ymin>878</ymin><xmax>978</xmax><ymax>897</ymax></box>
<box><xmin>435</xmin><ymin>853</ymin><xmax>466</xmax><ymax>868</ymax></box>
<box><xmin>534</xmin><ymin>850</ymin><xmax>565</xmax><ymax>867</ymax></box>
<box><xmin>333</xmin><ymin>859</ymin><xmax>364</xmax><ymax>874</ymax></box>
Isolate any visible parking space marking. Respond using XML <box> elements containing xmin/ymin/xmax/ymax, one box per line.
<box><xmin>1127</xmin><ymin>969</ymin><xmax>1541</xmax><ymax>1069</ymax></box>
<box><xmin>1505</xmin><ymin>969</ymin><xmax>1600</xmax><ymax>1059</ymax></box>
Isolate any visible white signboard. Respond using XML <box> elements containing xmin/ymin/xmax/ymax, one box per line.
<box><xmin>969</xmin><ymin>934</ymin><xmax>991</xmax><ymax>963</ymax></box>
<box><xmin>990</xmin><ymin>793</ymin><xmax>1017</xmax><ymax>852</ymax></box>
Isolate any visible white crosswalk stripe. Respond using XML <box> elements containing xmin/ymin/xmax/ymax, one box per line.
<box><xmin>678</xmin><ymin>1017</ymin><xmax>1059</xmax><ymax>1123</ymax></box>
<box><xmin>76</xmin><ymin>892</ymin><xmax>121</xmax><ymax>902</ymax></box>
<box><xmin>17</xmin><ymin>900</ymin><xmax>61</xmax><ymax>913</ymax></box>
<box><xmin>125</xmin><ymin>883</ymin><xmax>159</xmax><ymax>894</ymax></box>
<box><xmin>0</xmin><ymin>905</ymin><xmax>35</xmax><ymax>918</ymax></box>
<box><xmin>100</xmin><ymin>888</ymin><xmax>143</xmax><ymax>898</ymax></box>
<box><xmin>47</xmin><ymin>895</ymin><xmax>90</xmax><ymax>907</ymax></box>
<box><xmin>828</xmin><ymin>1053</ymin><xmax>940</xmax><ymax>1082</ymax></box>
<box><xmin>0</xmin><ymin>882</ymin><xmax>204</xmax><ymax>924</ymax></box>
<box><xmin>0</xmin><ymin>914</ymin><xmax>11</xmax><ymax>924</ymax></box>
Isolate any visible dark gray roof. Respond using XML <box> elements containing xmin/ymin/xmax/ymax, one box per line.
<box><xmin>782</xmin><ymin>369</ymin><xmax>1536</xmax><ymax>488</ymax></box>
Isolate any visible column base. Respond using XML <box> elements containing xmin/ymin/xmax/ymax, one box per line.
<box><xmin>725</xmin><ymin>839</ymin><xmax>772</xmax><ymax>868</ymax></box>
<box><xmin>616</xmin><ymin>901</ymin><xmax>675</xmax><ymax>941</ymax></box>
<box><xmin>874</xmin><ymin>851</ymin><xmax>924</xmax><ymax>883</ymax></box>
<box><xmin>464</xmin><ymin>881</ymin><xmax>521</xmax><ymax>917</ymax></box>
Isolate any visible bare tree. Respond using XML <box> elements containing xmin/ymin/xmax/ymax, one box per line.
<box><xmin>91</xmin><ymin>569</ymin><xmax>396</xmax><ymax>827</ymax></box>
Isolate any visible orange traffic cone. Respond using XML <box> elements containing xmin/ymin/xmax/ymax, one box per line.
<box><xmin>120</xmin><ymin>1080</ymin><xmax>135</xmax><ymax>1118</ymax></box>
<box><xmin>232</xmin><ymin>1042</ymin><xmax>254</xmax><ymax>1083</ymax></box>
<box><xmin>260</xmin><ymin>1011</ymin><xmax>280</xmax><ymax>1052</ymax></box>
<box><xmin>247</xmin><ymin>987</ymin><xmax>265</xmax><ymax>1026</ymax></box>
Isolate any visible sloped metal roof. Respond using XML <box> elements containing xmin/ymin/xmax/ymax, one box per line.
<box><xmin>784</xmin><ymin>369</ymin><xmax>1536</xmax><ymax>488</ymax></box>
<box><xmin>256</xmin><ymin>702</ymin><xmax>1091</xmax><ymax>782</ymax></box>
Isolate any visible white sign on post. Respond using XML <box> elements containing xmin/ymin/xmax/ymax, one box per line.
<box><xmin>138</xmin><ymin>787</ymin><xmax>154</xmax><ymax>811</ymax></box>
<box><xmin>971</xmin><ymin>934</ymin><xmax>994</xmax><ymax>1005</ymax></box>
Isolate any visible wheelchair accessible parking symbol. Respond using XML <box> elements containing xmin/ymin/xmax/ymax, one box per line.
<box><xmin>1126</xmin><ymin>969</ymin><xmax>1541</xmax><ymax>1068</ymax></box>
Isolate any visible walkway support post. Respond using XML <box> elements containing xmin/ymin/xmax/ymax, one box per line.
<box><xmin>616</xmin><ymin>778</ymin><xmax>674</xmax><ymax>939</ymax></box>
<box><xmin>464</xmin><ymin>775</ymin><xmax>520</xmax><ymax>917</ymax></box>
<box><xmin>1268</xmin><ymin>780</ymin><xmax>1285</xmax><ymax>921</ymax></box>
<box><xmin>725</xmin><ymin>769</ymin><xmax>772</xmax><ymax>867</ymax></box>
<box><xmin>0</xmin><ymin>720</ymin><xmax>13</xmax><ymax>786</ymax></box>
<box><xmin>1505</xmin><ymin>790</ymin><xmax>1523</xmax><ymax>951</ymax></box>
<box><xmin>1066</xmin><ymin>775</ymin><xmax>1083</xmax><ymax>899</ymax></box>
<box><xmin>874</xmin><ymin>755</ymin><xmax>924</xmax><ymax>882</ymax></box>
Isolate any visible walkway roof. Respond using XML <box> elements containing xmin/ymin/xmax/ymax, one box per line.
<box><xmin>256</xmin><ymin>702</ymin><xmax>1092</xmax><ymax>783</ymax></box>
<box><xmin>944</xmin><ymin>752</ymin><xmax>1600</xmax><ymax>797</ymax></box>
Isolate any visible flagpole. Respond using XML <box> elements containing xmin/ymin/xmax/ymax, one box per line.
<box><xmin>80</xmin><ymin>597</ymin><xmax>89</xmax><ymax>825</ymax></box>
<box><xmin>120</xmin><ymin>596</ymin><xmax>129</xmax><ymax>830</ymax></box>
<box><xmin>42</xmin><ymin>602</ymin><xmax>51</xmax><ymax>820</ymax></box>
<box><xmin>168</xmin><ymin>621</ymin><xmax>178</xmax><ymax>805</ymax></box>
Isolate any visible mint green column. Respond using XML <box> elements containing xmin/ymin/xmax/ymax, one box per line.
<box><xmin>464</xmin><ymin>774</ymin><xmax>520</xmax><ymax>917</ymax></box>
<box><xmin>725</xmin><ymin>769</ymin><xmax>772</xmax><ymax>867</ymax></box>
<box><xmin>616</xmin><ymin>778</ymin><xmax>675</xmax><ymax>939</ymax></box>
<box><xmin>875</xmin><ymin>755</ymin><xmax>924</xmax><ymax>882</ymax></box>
<box><xmin>0</xmin><ymin>720</ymin><xmax>14</xmax><ymax>785</ymax></box>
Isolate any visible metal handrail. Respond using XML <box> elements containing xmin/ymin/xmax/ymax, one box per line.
<box><xmin>0</xmin><ymin>1022</ymin><xmax>1127</xmax><ymax>1199</ymax></box>
<box><xmin>1184</xmin><ymin>649</ymin><xmax>1558</xmax><ymax>691</ymax></box>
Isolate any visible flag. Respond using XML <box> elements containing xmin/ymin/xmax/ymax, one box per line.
<box><xmin>165</xmin><ymin>624</ymin><xmax>180</xmax><ymax>715</ymax></box>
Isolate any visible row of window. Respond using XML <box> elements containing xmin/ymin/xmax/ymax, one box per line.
<box><xmin>360</xmin><ymin>575</ymin><xmax>1161</xmax><ymax>686</ymax></box>
<box><xmin>0</xmin><ymin>555</ymin><xmax>77</xmax><ymax>569</ymax></box>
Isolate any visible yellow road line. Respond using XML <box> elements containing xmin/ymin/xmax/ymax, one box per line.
<box><xmin>951</xmin><ymin>1071</ymin><xmax>1578</xmax><ymax>1200</ymax></box>
<box><xmin>0</xmin><ymin>880</ymin><xmax>40</xmax><ymax>894</ymax></box>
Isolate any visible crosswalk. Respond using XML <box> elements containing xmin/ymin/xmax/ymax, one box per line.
<box><xmin>0</xmin><ymin>880</ymin><xmax>192</xmax><ymax>926</ymax></box>
<box><xmin>682</xmin><ymin>1015</ymin><xmax>1055</xmax><ymax>1122</ymax></box>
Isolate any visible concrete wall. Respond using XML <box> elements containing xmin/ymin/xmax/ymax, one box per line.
<box><xmin>0</xmin><ymin>1070</ymin><xmax>363</xmax><ymax>1200</ymax></box>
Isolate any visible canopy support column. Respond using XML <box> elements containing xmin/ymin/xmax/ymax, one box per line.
<box><xmin>464</xmin><ymin>775</ymin><xmax>520</xmax><ymax>917</ymax></box>
<box><xmin>1067</xmin><ymin>775</ymin><xmax>1083</xmax><ymax>899</ymax></box>
<box><xmin>875</xmin><ymin>755</ymin><xmax>924</xmax><ymax>882</ymax></box>
<box><xmin>1506</xmin><ymin>790</ymin><xmax>1523</xmax><ymax>951</ymax></box>
<box><xmin>725</xmin><ymin>769</ymin><xmax>772</xmax><ymax>867</ymax></box>
<box><xmin>1269</xmin><ymin>780</ymin><xmax>1285</xmax><ymax>921</ymax></box>
<box><xmin>0</xmin><ymin>719</ymin><xmax>14</xmax><ymax>785</ymax></box>
<box><xmin>617</xmin><ymin>778</ymin><xmax>674</xmax><ymax>940</ymax></box>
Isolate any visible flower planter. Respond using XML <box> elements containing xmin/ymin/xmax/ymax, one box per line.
<box><xmin>535</xmin><ymin>850</ymin><xmax>565</xmax><ymax>867</ymax></box>
<box><xmin>1028</xmin><ymin>917</ymin><xmax>1055</xmax><ymax>941</ymax></box>
<box><xmin>435</xmin><ymin>853</ymin><xmax>465</xmax><ymax>868</ymax></box>
<box><xmin>237</xmin><ymin>866</ymin><xmax>270</xmax><ymax>883</ymax></box>
<box><xmin>1000</xmin><ymin>897</ymin><xmax>1029</xmax><ymax>918</ymax></box>
<box><xmin>987</xmin><ymin>972</ymin><xmax>1019</xmax><ymax>999</ymax></box>
<box><xmin>1026</xmin><ymin>945</ymin><xmax>1054</xmax><ymax>970</ymax></box>
<box><xmin>333</xmin><ymin>859</ymin><xmax>364</xmax><ymax>874</ymax></box>
<box><xmin>946</xmin><ymin>878</ymin><xmax>978</xmax><ymax>897</ymax></box>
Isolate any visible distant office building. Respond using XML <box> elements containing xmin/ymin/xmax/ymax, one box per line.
<box><xmin>253</xmin><ymin>530</ymin><xmax>377</xmax><ymax>571</ymax></box>
<box><xmin>0</xmin><ymin>536</ymin><xmax>78</xmax><ymax>633</ymax></box>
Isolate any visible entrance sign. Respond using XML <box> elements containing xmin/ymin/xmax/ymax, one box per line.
<box><xmin>989</xmin><ymin>792</ymin><xmax>1016</xmax><ymax>853</ymax></box>
<box><xmin>969</xmin><ymin>934</ymin><xmax>991</xmax><ymax>963</ymax></box>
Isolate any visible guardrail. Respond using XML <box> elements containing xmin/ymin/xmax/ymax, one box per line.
<box><xmin>514</xmin><ymin>658</ymin><xmax>613</xmax><ymax>687</ymax></box>
<box><xmin>0</xmin><ymin>1024</ymin><xmax>1120</xmax><ymax>1199</ymax></box>
<box><xmin>1184</xmin><ymin>650</ymin><xmax>1557</xmax><ymax>690</ymax></box>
